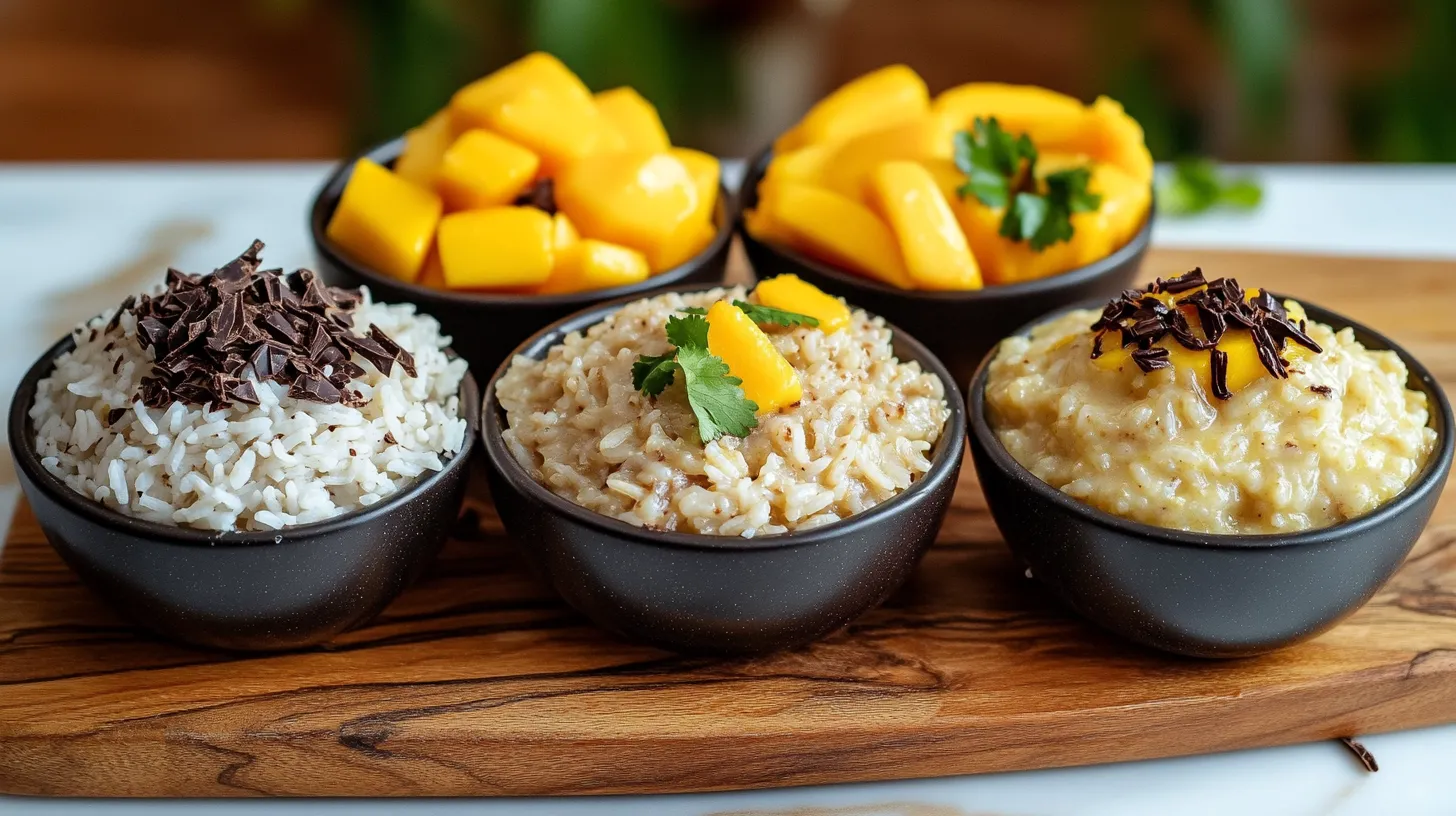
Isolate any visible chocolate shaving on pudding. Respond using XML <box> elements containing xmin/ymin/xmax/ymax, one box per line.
<box><xmin>1090</xmin><ymin>268</ymin><xmax>1325</xmax><ymax>399</ymax></box>
<box><xmin>123</xmin><ymin>240</ymin><xmax>415</xmax><ymax>409</ymax></box>
<box><xmin>1310</xmin><ymin>384</ymin><xmax>1333</xmax><ymax>397</ymax></box>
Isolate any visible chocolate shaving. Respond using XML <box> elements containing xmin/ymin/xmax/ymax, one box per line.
<box><xmin>1310</xmin><ymin>384</ymin><xmax>1332</xmax><ymax>397</ymax></box>
<box><xmin>1339</xmin><ymin>737</ymin><xmax>1379</xmax><ymax>773</ymax></box>
<box><xmin>1089</xmin><ymin>269</ymin><xmax>1324</xmax><ymax>400</ymax></box>
<box><xmin>513</xmin><ymin>178</ymin><xmax>557</xmax><ymax>215</ymax></box>
<box><xmin>127</xmin><ymin>241</ymin><xmax>417</xmax><ymax>408</ymax></box>
<box><xmin>106</xmin><ymin>407</ymin><xmax>127</xmax><ymax>426</ymax></box>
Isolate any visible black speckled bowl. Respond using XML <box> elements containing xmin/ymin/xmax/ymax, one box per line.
<box><xmin>310</xmin><ymin>137</ymin><xmax>735</xmax><ymax>380</ymax></box>
<box><xmin>967</xmin><ymin>298</ymin><xmax>1454</xmax><ymax>657</ymax></box>
<box><xmin>480</xmin><ymin>285</ymin><xmax>967</xmax><ymax>655</ymax></box>
<box><xmin>738</xmin><ymin>146</ymin><xmax>1153</xmax><ymax>392</ymax></box>
<box><xmin>9</xmin><ymin>333</ymin><xmax>480</xmax><ymax>652</ymax></box>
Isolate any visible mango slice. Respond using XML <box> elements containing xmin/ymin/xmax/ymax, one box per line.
<box><xmin>754</xmin><ymin>181</ymin><xmax>914</xmax><ymax>289</ymax></box>
<box><xmin>933</xmin><ymin>83</ymin><xmax>1089</xmax><ymax>146</ymax></box>
<box><xmin>819</xmin><ymin>112</ymin><xmax>954</xmax><ymax>202</ymax></box>
<box><xmin>595</xmin><ymin>87</ymin><xmax>671</xmax><ymax>153</ymax></box>
<box><xmin>326</xmin><ymin>158</ymin><xmax>442</xmax><ymax>283</ymax></box>
<box><xmin>434</xmin><ymin>129</ymin><xmax>540</xmax><ymax>211</ymax></box>
<box><xmin>706</xmin><ymin>300</ymin><xmax>802</xmax><ymax>414</ymax></box>
<box><xmin>870</xmin><ymin>161</ymin><xmax>982</xmax><ymax>290</ymax></box>
<box><xmin>552</xmin><ymin>211</ymin><xmax>580</xmax><ymax>257</ymax></box>
<box><xmin>555</xmin><ymin>151</ymin><xmax>701</xmax><ymax>266</ymax></box>
<box><xmin>645</xmin><ymin>148</ymin><xmax>721</xmax><ymax>271</ymax></box>
<box><xmin>450</xmin><ymin>52</ymin><xmax>587</xmax><ymax>131</ymax></box>
<box><xmin>417</xmin><ymin>247</ymin><xmax>447</xmax><ymax>289</ymax></box>
<box><xmin>539</xmin><ymin>239</ymin><xmax>650</xmax><ymax>294</ymax></box>
<box><xmin>776</xmin><ymin>64</ymin><xmax>929</xmax><ymax>151</ymax></box>
<box><xmin>437</xmin><ymin>206</ymin><xmax>554</xmax><ymax>289</ymax></box>
<box><xmin>1086</xmin><ymin>96</ymin><xmax>1155</xmax><ymax>187</ymax></box>
<box><xmin>764</xmin><ymin>143</ymin><xmax>833</xmax><ymax>187</ymax></box>
<box><xmin>754</xmin><ymin>274</ymin><xmax>851</xmax><ymax>333</ymax></box>
<box><xmin>394</xmin><ymin>109</ymin><xmax>457</xmax><ymax>188</ymax></box>
<box><xmin>487</xmin><ymin>86</ymin><xmax>622</xmax><ymax>174</ymax></box>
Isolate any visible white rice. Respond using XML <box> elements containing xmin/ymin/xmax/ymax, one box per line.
<box><xmin>31</xmin><ymin>289</ymin><xmax>470</xmax><ymax>532</ymax></box>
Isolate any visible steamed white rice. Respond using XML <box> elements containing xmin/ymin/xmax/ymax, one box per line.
<box><xmin>31</xmin><ymin>290</ymin><xmax>469</xmax><ymax>532</ymax></box>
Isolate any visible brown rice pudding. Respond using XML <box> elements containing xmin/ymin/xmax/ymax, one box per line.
<box><xmin>496</xmin><ymin>278</ymin><xmax>949</xmax><ymax>537</ymax></box>
<box><xmin>986</xmin><ymin>270</ymin><xmax>1437</xmax><ymax>534</ymax></box>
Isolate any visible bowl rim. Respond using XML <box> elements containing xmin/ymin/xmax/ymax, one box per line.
<box><xmin>9</xmin><ymin>330</ymin><xmax>482</xmax><ymax>548</ymax></box>
<box><xmin>309</xmin><ymin>136</ymin><xmax>737</xmax><ymax>309</ymax></box>
<box><xmin>966</xmin><ymin>294</ymin><xmax>1456</xmax><ymax>550</ymax></box>
<box><xmin>480</xmin><ymin>282</ymin><xmax>968</xmax><ymax>552</ymax></box>
<box><xmin>737</xmin><ymin>144</ymin><xmax>1155</xmax><ymax>302</ymax></box>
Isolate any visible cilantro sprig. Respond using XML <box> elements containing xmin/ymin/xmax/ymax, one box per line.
<box><xmin>680</xmin><ymin>302</ymin><xmax>818</xmax><ymax>329</ymax></box>
<box><xmin>632</xmin><ymin>314</ymin><xmax>759</xmax><ymax>442</ymax></box>
<box><xmin>953</xmin><ymin>117</ymin><xmax>1102</xmax><ymax>251</ymax></box>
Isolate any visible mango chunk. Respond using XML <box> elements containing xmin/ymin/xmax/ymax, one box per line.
<box><xmin>706</xmin><ymin>300</ymin><xmax>802</xmax><ymax>414</ymax></box>
<box><xmin>755</xmin><ymin>181</ymin><xmax>914</xmax><ymax>289</ymax></box>
<box><xmin>417</xmin><ymin>247</ymin><xmax>446</xmax><ymax>289</ymax></box>
<box><xmin>819</xmin><ymin>113</ymin><xmax>955</xmax><ymax>202</ymax></box>
<box><xmin>870</xmin><ymin>161</ymin><xmax>982</xmax><ymax>290</ymax></box>
<box><xmin>776</xmin><ymin>64</ymin><xmax>929</xmax><ymax>151</ymax></box>
<box><xmin>450</xmin><ymin>52</ymin><xmax>588</xmax><ymax>131</ymax></box>
<box><xmin>487</xmin><ymin>86</ymin><xmax>622</xmax><ymax>174</ymax></box>
<box><xmin>643</xmin><ymin>148</ymin><xmax>721</xmax><ymax>271</ymax></box>
<box><xmin>555</xmin><ymin>151</ymin><xmax>701</xmax><ymax>265</ymax></box>
<box><xmin>539</xmin><ymin>239</ymin><xmax>649</xmax><ymax>295</ymax></box>
<box><xmin>434</xmin><ymin>129</ymin><xmax>540</xmax><ymax>211</ymax></box>
<box><xmin>754</xmin><ymin>274</ymin><xmax>851</xmax><ymax>333</ymax></box>
<box><xmin>933</xmin><ymin>83</ymin><xmax>1089</xmax><ymax>146</ymax></box>
<box><xmin>595</xmin><ymin>87</ymin><xmax>671</xmax><ymax>153</ymax></box>
<box><xmin>1087</xmin><ymin>96</ymin><xmax>1155</xmax><ymax>186</ymax></box>
<box><xmin>552</xmin><ymin>211</ymin><xmax>580</xmax><ymax>257</ymax></box>
<box><xmin>394</xmin><ymin>110</ymin><xmax>457</xmax><ymax>187</ymax></box>
<box><xmin>436</xmin><ymin>206</ymin><xmax>554</xmax><ymax>289</ymax></box>
<box><xmin>326</xmin><ymin>158</ymin><xmax>441</xmax><ymax>282</ymax></box>
<box><xmin>764</xmin><ymin>143</ymin><xmax>833</xmax><ymax>187</ymax></box>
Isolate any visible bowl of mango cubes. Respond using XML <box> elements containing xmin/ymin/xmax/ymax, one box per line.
<box><xmin>312</xmin><ymin>52</ymin><xmax>733</xmax><ymax>376</ymax></box>
<box><xmin>739</xmin><ymin>64</ymin><xmax>1155</xmax><ymax>389</ymax></box>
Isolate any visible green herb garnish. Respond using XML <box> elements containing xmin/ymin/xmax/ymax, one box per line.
<box><xmin>678</xmin><ymin>306</ymin><xmax>708</xmax><ymax>315</ymax></box>
<box><xmin>632</xmin><ymin>313</ymin><xmax>758</xmax><ymax>442</ymax></box>
<box><xmin>1157</xmin><ymin>157</ymin><xmax>1263</xmax><ymax>217</ymax></box>
<box><xmin>953</xmin><ymin>117</ymin><xmax>1102</xmax><ymax>251</ymax></box>
<box><xmin>731</xmin><ymin>300</ymin><xmax>818</xmax><ymax>328</ymax></box>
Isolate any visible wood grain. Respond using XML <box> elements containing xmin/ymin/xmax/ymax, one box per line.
<box><xmin>2</xmin><ymin>248</ymin><xmax>1455</xmax><ymax>797</ymax></box>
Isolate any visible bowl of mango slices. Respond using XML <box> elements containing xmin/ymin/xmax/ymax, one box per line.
<box><xmin>311</xmin><ymin>52</ymin><xmax>733</xmax><ymax>376</ymax></box>
<box><xmin>740</xmin><ymin>64</ymin><xmax>1156</xmax><ymax>390</ymax></box>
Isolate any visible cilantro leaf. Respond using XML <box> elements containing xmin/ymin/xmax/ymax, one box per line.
<box><xmin>732</xmin><ymin>300</ymin><xmax>819</xmax><ymax>328</ymax></box>
<box><xmin>675</xmin><ymin>345</ymin><xmax>759</xmax><ymax>442</ymax></box>
<box><xmin>632</xmin><ymin>352</ymin><xmax>678</xmax><ymax>396</ymax></box>
<box><xmin>954</xmin><ymin>117</ymin><xmax>1037</xmax><ymax>207</ymax></box>
<box><xmin>665</xmin><ymin>314</ymin><xmax>710</xmax><ymax>350</ymax></box>
<box><xmin>1157</xmin><ymin>157</ymin><xmax>1263</xmax><ymax>217</ymax></box>
<box><xmin>678</xmin><ymin>306</ymin><xmax>708</xmax><ymax>315</ymax></box>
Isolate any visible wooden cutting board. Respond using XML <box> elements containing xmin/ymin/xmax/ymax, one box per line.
<box><xmin>2</xmin><ymin>248</ymin><xmax>1455</xmax><ymax>797</ymax></box>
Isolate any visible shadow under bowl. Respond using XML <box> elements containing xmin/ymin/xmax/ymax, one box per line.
<box><xmin>310</xmin><ymin>137</ymin><xmax>736</xmax><ymax>380</ymax></box>
<box><xmin>966</xmin><ymin>298</ymin><xmax>1454</xmax><ymax>657</ymax></box>
<box><xmin>480</xmin><ymin>285</ymin><xmax>967</xmax><ymax>655</ymax></box>
<box><xmin>737</xmin><ymin>146</ymin><xmax>1154</xmax><ymax>392</ymax></box>
<box><xmin>9</xmin><ymin>333</ymin><xmax>481</xmax><ymax>652</ymax></box>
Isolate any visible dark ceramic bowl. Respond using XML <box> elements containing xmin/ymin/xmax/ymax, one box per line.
<box><xmin>310</xmin><ymin>137</ymin><xmax>735</xmax><ymax>379</ymax></box>
<box><xmin>738</xmin><ymin>146</ymin><xmax>1153</xmax><ymax>391</ymax></box>
<box><xmin>9</xmin><ymin>334</ymin><xmax>481</xmax><ymax>652</ymax></box>
<box><xmin>967</xmin><ymin>298</ymin><xmax>1454</xmax><ymax>657</ymax></box>
<box><xmin>481</xmin><ymin>285</ymin><xmax>967</xmax><ymax>655</ymax></box>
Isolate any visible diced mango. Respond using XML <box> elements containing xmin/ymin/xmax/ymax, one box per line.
<box><xmin>705</xmin><ymin>300</ymin><xmax>802</xmax><ymax>414</ymax></box>
<box><xmin>870</xmin><ymin>161</ymin><xmax>982</xmax><ymax>290</ymax></box>
<box><xmin>755</xmin><ymin>182</ymin><xmax>914</xmax><ymax>289</ymax></box>
<box><xmin>764</xmin><ymin>143</ymin><xmax>833</xmax><ymax>187</ymax></box>
<box><xmin>641</xmin><ymin>148</ymin><xmax>721</xmax><ymax>271</ymax></box>
<box><xmin>819</xmin><ymin>113</ymin><xmax>954</xmax><ymax>201</ymax></box>
<box><xmin>744</xmin><ymin>181</ymin><xmax>803</xmax><ymax>250</ymax></box>
<box><xmin>417</xmin><ymin>246</ymin><xmax>446</xmax><ymax>289</ymax></box>
<box><xmin>539</xmin><ymin>239</ymin><xmax>650</xmax><ymax>294</ymax></box>
<box><xmin>487</xmin><ymin>86</ymin><xmax>622</xmax><ymax>174</ymax></box>
<box><xmin>555</xmin><ymin>151</ymin><xmax>701</xmax><ymax>264</ymax></box>
<box><xmin>394</xmin><ymin>110</ymin><xmax>457</xmax><ymax>187</ymax></box>
<box><xmin>552</xmin><ymin>211</ymin><xmax>580</xmax><ymax>257</ymax></box>
<box><xmin>1087</xmin><ymin>96</ymin><xmax>1155</xmax><ymax>186</ymax></box>
<box><xmin>776</xmin><ymin>64</ymin><xmax>929</xmax><ymax>151</ymax></box>
<box><xmin>436</xmin><ymin>206</ymin><xmax>554</xmax><ymax>289</ymax></box>
<box><xmin>595</xmin><ymin>87</ymin><xmax>671</xmax><ymax>153</ymax></box>
<box><xmin>671</xmin><ymin>148</ymin><xmax>720</xmax><ymax>218</ymax></box>
<box><xmin>450</xmin><ymin>52</ymin><xmax>588</xmax><ymax>131</ymax></box>
<box><xmin>1090</xmin><ymin>161</ymin><xmax>1152</xmax><ymax>250</ymax></box>
<box><xmin>325</xmin><ymin>158</ymin><xmax>441</xmax><ymax>282</ymax></box>
<box><xmin>932</xmin><ymin>83</ymin><xmax>1089</xmax><ymax>147</ymax></box>
<box><xmin>434</xmin><ymin>129</ymin><xmax>540</xmax><ymax>211</ymax></box>
<box><xmin>754</xmin><ymin>274</ymin><xmax>851</xmax><ymax>334</ymax></box>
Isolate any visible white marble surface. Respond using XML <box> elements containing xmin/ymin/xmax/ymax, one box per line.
<box><xmin>1</xmin><ymin>162</ymin><xmax>1455</xmax><ymax>815</ymax></box>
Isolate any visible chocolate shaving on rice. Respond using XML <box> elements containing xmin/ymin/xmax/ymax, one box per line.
<box><xmin>1089</xmin><ymin>268</ymin><xmax>1324</xmax><ymax>399</ymax></box>
<box><xmin>122</xmin><ymin>240</ymin><xmax>416</xmax><ymax>409</ymax></box>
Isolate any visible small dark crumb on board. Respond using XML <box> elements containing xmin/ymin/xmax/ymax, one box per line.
<box><xmin>1339</xmin><ymin>736</ymin><xmax>1379</xmax><ymax>772</ymax></box>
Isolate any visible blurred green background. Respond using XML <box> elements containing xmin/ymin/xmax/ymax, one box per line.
<box><xmin>3</xmin><ymin>0</ymin><xmax>1453</xmax><ymax>162</ymax></box>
